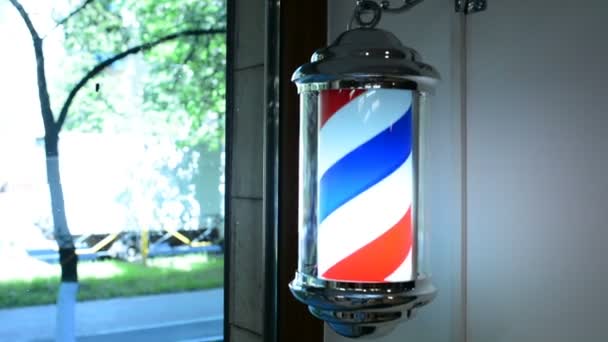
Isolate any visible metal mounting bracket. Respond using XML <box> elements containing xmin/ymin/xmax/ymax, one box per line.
<box><xmin>349</xmin><ymin>0</ymin><xmax>486</xmax><ymax>31</ymax></box>
<box><xmin>456</xmin><ymin>0</ymin><xmax>487</xmax><ymax>14</ymax></box>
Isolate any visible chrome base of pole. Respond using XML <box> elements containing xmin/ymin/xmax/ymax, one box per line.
<box><xmin>289</xmin><ymin>272</ymin><xmax>437</xmax><ymax>338</ymax></box>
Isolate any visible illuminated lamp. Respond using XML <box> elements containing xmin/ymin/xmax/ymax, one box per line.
<box><xmin>289</xmin><ymin>1</ymin><xmax>440</xmax><ymax>337</ymax></box>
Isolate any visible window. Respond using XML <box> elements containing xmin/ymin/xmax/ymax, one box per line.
<box><xmin>0</xmin><ymin>1</ymin><xmax>226</xmax><ymax>341</ymax></box>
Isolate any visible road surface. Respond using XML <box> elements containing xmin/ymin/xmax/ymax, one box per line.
<box><xmin>0</xmin><ymin>289</ymin><xmax>223</xmax><ymax>342</ymax></box>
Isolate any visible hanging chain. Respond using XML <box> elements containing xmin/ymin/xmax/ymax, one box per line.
<box><xmin>348</xmin><ymin>0</ymin><xmax>382</xmax><ymax>30</ymax></box>
<box><xmin>380</xmin><ymin>0</ymin><xmax>425</xmax><ymax>13</ymax></box>
<box><xmin>348</xmin><ymin>0</ymin><xmax>486</xmax><ymax>30</ymax></box>
<box><xmin>348</xmin><ymin>0</ymin><xmax>425</xmax><ymax>30</ymax></box>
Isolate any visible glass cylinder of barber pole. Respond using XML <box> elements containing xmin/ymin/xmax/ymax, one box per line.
<box><xmin>289</xmin><ymin>28</ymin><xmax>439</xmax><ymax>338</ymax></box>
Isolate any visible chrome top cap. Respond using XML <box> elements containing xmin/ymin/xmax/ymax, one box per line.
<box><xmin>292</xmin><ymin>28</ymin><xmax>439</xmax><ymax>90</ymax></box>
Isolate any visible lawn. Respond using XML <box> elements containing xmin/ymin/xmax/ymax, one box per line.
<box><xmin>0</xmin><ymin>254</ymin><xmax>223</xmax><ymax>309</ymax></box>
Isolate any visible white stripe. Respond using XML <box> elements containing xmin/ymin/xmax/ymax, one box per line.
<box><xmin>385</xmin><ymin>247</ymin><xmax>414</xmax><ymax>282</ymax></box>
<box><xmin>318</xmin><ymin>156</ymin><xmax>413</xmax><ymax>277</ymax></box>
<box><xmin>318</xmin><ymin>89</ymin><xmax>412</xmax><ymax>177</ymax></box>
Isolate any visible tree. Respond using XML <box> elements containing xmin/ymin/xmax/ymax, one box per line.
<box><xmin>7</xmin><ymin>0</ymin><xmax>225</xmax><ymax>340</ymax></box>
<box><xmin>60</xmin><ymin>0</ymin><xmax>226</xmax><ymax>149</ymax></box>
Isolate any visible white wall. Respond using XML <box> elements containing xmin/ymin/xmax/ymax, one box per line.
<box><xmin>466</xmin><ymin>1</ymin><xmax>608</xmax><ymax>341</ymax></box>
<box><xmin>328</xmin><ymin>0</ymin><xmax>608</xmax><ymax>342</ymax></box>
<box><xmin>327</xmin><ymin>1</ymin><xmax>465</xmax><ymax>341</ymax></box>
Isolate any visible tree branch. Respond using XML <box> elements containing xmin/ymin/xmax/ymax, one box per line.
<box><xmin>43</xmin><ymin>0</ymin><xmax>95</xmax><ymax>39</ymax></box>
<box><xmin>182</xmin><ymin>39</ymin><xmax>199</xmax><ymax>66</ymax></box>
<box><xmin>9</xmin><ymin>0</ymin><xmax>57</xmax><ymax>136</ymax></box>
<box><xmin>8</xmin><ymin>0</ymin><xmax>40</xmax><ymax>40</ymax></box>
<box><xmin>55</xmin><ymin>0</ymin><xmax>95</xmax><ymax>28</ymax></box>
<box><xmin>171</xmin><ymin>37</ymin><xmax>200</xmax><ymax>91</ymax></box>
<box><xmin>56</xmin><ymin>27</ymin><xmax>226</xmax><ymax>131</ymax></box>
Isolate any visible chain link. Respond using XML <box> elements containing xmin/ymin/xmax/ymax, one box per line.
<box><xmin>381</xmin><ymin>0</ymin><xmax>424</xmax><ymax>13</ymax></box>
<box><xmin>348</xmin><ymin>0</ymin><xmax>425</xmax><ymax>30</ymax></box>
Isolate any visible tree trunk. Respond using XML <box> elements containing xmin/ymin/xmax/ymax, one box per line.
<box><xmin>45</xmin><ymin>133</ymin><xmax>78</xmax><ymax>342</ymax></box>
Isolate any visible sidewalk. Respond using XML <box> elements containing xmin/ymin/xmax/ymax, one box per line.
<box><xmin>0</xmin><ymin>288</ymin><xmax>223</xmax><ymax>342</ymax></box>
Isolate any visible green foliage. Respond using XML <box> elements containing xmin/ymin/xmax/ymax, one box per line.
<box><xmin>58</xmin><ymin>0</ymin><xmax>226</xmax><ymax>150</ymax></box>
<box><xmin>0</xmin><ymin>254</ymin><xmax>224</xmax><ymax>308</ymax></box>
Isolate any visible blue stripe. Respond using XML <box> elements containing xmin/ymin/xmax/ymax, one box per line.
<box><xmin>319</xmin><ymin>108</ymin><xmax>413</xmax><ymax>222</ymax></box>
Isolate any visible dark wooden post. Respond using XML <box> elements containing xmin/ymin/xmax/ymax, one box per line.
<box><xmin>277</xmin><ymin>1</ymin><xmax>327</xmax><ymax>341</ymax></box>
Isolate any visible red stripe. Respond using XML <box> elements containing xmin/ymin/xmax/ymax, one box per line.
<box><xmin>320</xmin><ymin>89</ymin><xmax>365</xmax><ymax>128</ymax></box>
<box><xmin>322</xmin><ymin>207</ymin><xmax>413</xmax><ymax>282</ymax></box>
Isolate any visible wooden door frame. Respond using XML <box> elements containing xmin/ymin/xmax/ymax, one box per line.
<box><xmin>224</xmin><ymin>0</ymin><xmax>234</xmax><ymax>340</ymax></box>
<box><xmin>264</xmin><ymin>1</ymin><xmax>328</xmax><ymax>341</ymax></box>
<box><xmin>225</xmin><ymin>0</ymin><xmax>327</xmax><ymax>340</ymax></box>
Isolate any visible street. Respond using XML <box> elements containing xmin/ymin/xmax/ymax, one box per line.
<box><xmin>0</xmin><ymin>289</ymin><xmax>223</xmax><ymax>342</ymax></box>
<box><xmin>77</xmin><ymin>318</ymin><xmax>222</xmax><ymax>342</ymax></box>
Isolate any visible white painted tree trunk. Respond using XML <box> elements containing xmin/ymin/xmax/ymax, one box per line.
<box><xmin>46</xmin><ymin>155</ymin><xmax>78</xmax><ymax>342</ymax></box>
<box><xmin>46</xmin><ymin>156</ymin><xmax>73</xmax><ymax>248</ymax></box>
<box><xmin>56</xmin><ymin>282</ymin><xmax>78</xmax><ymax>342</ymax></box>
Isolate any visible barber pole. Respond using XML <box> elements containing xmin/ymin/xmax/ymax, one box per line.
<box><xmin>317</xmin><ymin>89</ymin><xmax>415</xmax><ymax>283</ymax></box>
<box><xmin>289</xmin><ymin>26</ymin><xmax>439</xmax><ymax>338</ymax></box>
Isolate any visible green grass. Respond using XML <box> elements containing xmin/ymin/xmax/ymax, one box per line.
<box><xmin>0</xmin><ymin>254</ymin><xmax>223</xmax><ymax>309</ymax></box>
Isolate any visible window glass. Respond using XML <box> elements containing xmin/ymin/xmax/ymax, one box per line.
<box><xmin>0</xmin><ymin>1</ymin><xmax>226</xmax><ymax>341</ymax></box>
